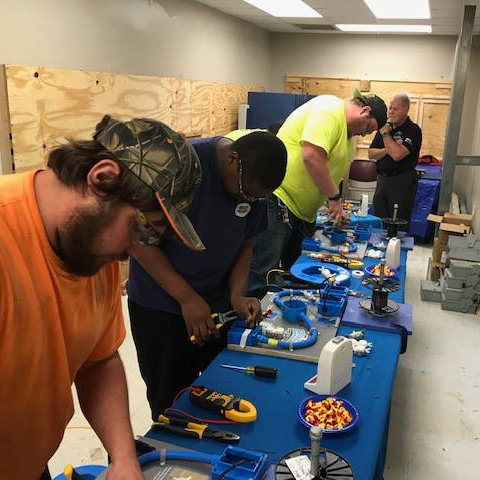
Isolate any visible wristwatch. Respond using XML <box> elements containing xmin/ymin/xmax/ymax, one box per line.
<box><xmin>328</xmin><ymin>193</ymin><xmax>342</xmax><ymax>201</ymax></box>
<box><xmin>381</xmin><ymin>131</ymin><xmax>390</xmax><ymax>137</ymax></box>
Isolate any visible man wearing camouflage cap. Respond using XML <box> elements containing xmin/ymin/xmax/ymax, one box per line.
<box><xmin>0</xmin><ymin>115</ymin><xmax>204</xmax><ymax>479</ymax></box>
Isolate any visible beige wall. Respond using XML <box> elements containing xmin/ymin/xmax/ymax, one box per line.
<box><xmin>270</xmin><ymin>33</ymin><xmax>457</xmax><ymax>91</ymax></box>
<box><xmin>0</xmin><ymin>0</ymin><xmax>272</xmax><ymax>174</ymax></box>
<box><xmin>0</xmin><ymin>0</ymin><xmax>271</xmax><ymax>86</ymax></box>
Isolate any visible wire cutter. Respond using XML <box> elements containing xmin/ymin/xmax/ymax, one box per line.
<box><xmin>152</xmin><ymin>414</ymin><xmax>240</xmax><ymax>443</ymax></box>
<box><xmin>190</xmin><ymin>310</ymin><xmax>238</xmax><ymax>343</ymax></box>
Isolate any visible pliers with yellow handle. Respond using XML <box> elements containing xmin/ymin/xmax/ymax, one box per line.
<box><xmin>152</xmin><ymin>414</ymin><xmax>240</xmax><ymax>443</ymax></box>
<box><xmin>189</xmin><ymin>310</ymin><xmax>238</xmax><ymax>343</ymax></box>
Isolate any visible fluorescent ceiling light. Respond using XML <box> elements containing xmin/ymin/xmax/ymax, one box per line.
<box><xmin>336</xmin><ymin>24</ymin><xmax>432</xmax><ymax>33</ymax></box>
<box><xmin>244</xmin><ymin>0</ymin><xmax>322</xmax><ymax>18</ymax></box>
<box><xmin>364</xmin><ymin>0</ymin><xmax>430</xmax><ymax>19</ymax></box>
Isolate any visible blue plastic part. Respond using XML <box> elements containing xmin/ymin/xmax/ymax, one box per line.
<box><xmin>274</xmin><ymin>292</ymin><xmax>307</xmax><ymax>323</ymax></box>
<box><xmin>323</xmin><ymin>226</ymin><xmax>348</xmax><ymax>245</ymax></box>
<box><xmin>316</xmin><ymin>292</ymin><xmax>347</xmax><ymax>317</ymax></box>
<box><xmin>52</xmin><ymin>466</ymin><xmax>106</xmax><ymax>480</ymax></box>
<box><xmin>137</xmin><ymin>447</ymin><xmax>267</xmax><ymax>480</ymax></box>
<box><xmin>228</xmin><ymin>320</ymin><xmax>261</xmax><ymax>347</ymax></box>
<box><xmin>354</xmin><ymin>224</ymin><xmax>372</xmax><ymax>242</ymax></box>
<box><xmin>290</xmin><ymin>261</ymin><xmax>351</xmax><ymax>287</ymax></box>
<box><xmin>212</xmin><ymin>446</ymin><xmax>268</xmax><ymax>480</ymax></box>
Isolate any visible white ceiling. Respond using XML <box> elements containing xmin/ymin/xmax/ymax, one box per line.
<box><xmin>195</xmin><ymin>0</ymin><xmax>480</xmax><ymax>35</ymax></box>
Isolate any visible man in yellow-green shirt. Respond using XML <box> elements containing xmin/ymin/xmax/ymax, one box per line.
<box><xmin>247</xmin><ymin>90</ymin><xmax>387</xmax><ymax>295</ymax></box>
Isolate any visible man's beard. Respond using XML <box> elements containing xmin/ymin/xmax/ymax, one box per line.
<box><xmin>57</xmin><ymin>202</ymin><xmax>125</xmax><ymax>277</ymax></box>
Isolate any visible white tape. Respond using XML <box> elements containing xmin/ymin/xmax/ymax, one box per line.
<box><xmin>352</xmin><ymin>270</ymin><xmax>364</xmax><ymax>278</ymax></box>
<box><xmin>239</xmin><ymin>328</ymin><xmax>252</xmax><ymax>348</ymax></box>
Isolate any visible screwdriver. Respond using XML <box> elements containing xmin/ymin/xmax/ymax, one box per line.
<box><xmin>221</xmin><ymin>364</ymin><xmax>277</xmax><ymax>378</ymax></box>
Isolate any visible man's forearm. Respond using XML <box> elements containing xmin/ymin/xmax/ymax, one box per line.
<box><xmin>302</xmin><ymin>144</ymin><xmax>338</xmax><ymax>197</ymax></box>
<box><xmin>75</xmin><ymin>353</ymin><xmax>137</xmax><ymax>463</ymax></box>
<box><xmin>129</xmin><ymin>243</ymin><xmax>196</xmax><ymax>303</ymax></box>
<box><xmin>228</xmin><ymin>240</ymin><xmax>253</xmax><ymax>302</ymax></box>
<box><xmin>368</xmin><ymin>148</ymin><xmax>387</xmax><ymax>161</ymax></box>
<box><xmin>382</xmin><ymin>135</ymin><xmax>409</xmax><ymax>162</ymax></box>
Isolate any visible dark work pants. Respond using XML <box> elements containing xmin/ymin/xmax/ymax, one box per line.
<box><xmin>128</xmin><ymin>299</ymin><xmax>228</xmax><ymax>421</ymax></box>
<box><xmin>247</xmin><ymin>195</ymin><xmax>316</xmax><ymax>295</ymax></box>
<box><xmin>373</xmin><ymin>170</ymin><xmax>419</xmax><ymax>230</ymax></box>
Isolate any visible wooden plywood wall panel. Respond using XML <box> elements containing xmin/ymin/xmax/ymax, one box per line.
<box><xmin>287</xmin><ymin>75</ymin><xmax>452</xmax><ymax>99</ymax></box>
<box><xmin>6</xmin><ymin>65</ymin><xmax>264</xmax><ymax>172</ymax></box>
<box><xmin>418</xmin><ymin>98</ymin><xmax>449</xmax><ymax>159</ymax></box>
<box><xmin>0</xmin><ymin>65</ymin><xmax>14</xmax><ymax>174</ymax></box>
<box><xmin>285</xmin><ymin>76</ymin><xmax>304</xmax><ymax>94</ymax></box>
<box><xmin>304</xmin><ymin>77</ymin><xmax>359</xmax><ymax>98</ymax></box>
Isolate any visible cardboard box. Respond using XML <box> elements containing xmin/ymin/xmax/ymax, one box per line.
<box><xmin>427</xmin><ymin>213</ymin><xmax>472</xmax><ymax>244</ymax></box>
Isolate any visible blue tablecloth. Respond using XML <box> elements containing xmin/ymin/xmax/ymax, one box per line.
<box><xmin>409</xmin><ymin>165</ymin><xmax>441</xmax><ymax>239</ymax></box>
<box><xmin>416</xmin><ymin>164</ymin><xmax>442</xmax><ymax>180</ymax></box>
<box><xmin>145</xmin><ymin>241</ymin><xmax>410</xmax><ymax>479</ymax></box>
<box><xmin>146</xmin><ymin>328</ymin><xmax>401</xmax><ymax>480</ymax></box>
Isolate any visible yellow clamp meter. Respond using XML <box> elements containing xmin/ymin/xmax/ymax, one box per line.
<box><xmin>189</xmin><ymin>386</ymin><xmax>257</xmax><ymax>423</ymax></box>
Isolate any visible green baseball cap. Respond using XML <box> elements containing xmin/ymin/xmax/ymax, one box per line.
<box><xmin>94</xmin><ymin>115</ymin><xmax>205</xmax><ymax>251</ymax></box>
<box><xmin>353</xmin><ymin>88</ymin><xmax>387</xmax><ymax>129</ymax></box>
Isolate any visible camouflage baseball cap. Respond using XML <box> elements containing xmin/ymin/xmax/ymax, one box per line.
<box><xmin>94</xmin><ymin>115</ymin><xmax>205</xmax><ymax>251</ymax></box>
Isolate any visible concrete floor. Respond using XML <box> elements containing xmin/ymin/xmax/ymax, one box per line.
<box><xmin>48</xmin><ymin>244</ymin><xmax>480</xmax><ymax>479</ymax></box>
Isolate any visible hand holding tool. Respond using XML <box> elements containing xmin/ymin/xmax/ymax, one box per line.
<box><xmin>221</xmin><ymin>364</ymin><xmax>277</xmax><ymax>378</ymax></box>
<box><xmin>190</xmin><ymin>310</ymin><xmax>238</xmax><ymax>343</ymax></box>
<box><xmin>152</xmin><ymin>414</ymin><xmax>240</xmax><ymax>443</ymax></box>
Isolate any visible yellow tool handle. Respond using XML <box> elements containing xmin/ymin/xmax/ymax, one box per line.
<box><xmin>189</xmin><ymin>323</ymin><xmax>222</xmax><ymax>343</ymax></box>
<box><xmin>348</xmin><ymin>260</ymin><xmax>364</xmax><ymax>269</ymax></box>
<box><xmin>157</xmin><ymin>414</ymin><xmax>207</xmax><ymax>437</ymax></box>
<box><xmin>63</xmin><ymin>465</ymin><xmax>73</xmax><ymax>480</ymax></box>
<box><xmin>224</xmin><ymin>399</ymin><xmax>257</xmax><ymax>423</ymax></box>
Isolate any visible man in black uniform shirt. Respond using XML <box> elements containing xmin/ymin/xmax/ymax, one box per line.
<box><xmin>369</xmin><ymin>92</ymin><xmax>422</xmax><ymax>228</ymax></box>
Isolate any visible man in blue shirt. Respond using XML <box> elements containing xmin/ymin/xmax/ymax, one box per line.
<box><xmin>127</xmin><ymin>132</ymin><xmax>287</xmax><ymax>420</ymax></box>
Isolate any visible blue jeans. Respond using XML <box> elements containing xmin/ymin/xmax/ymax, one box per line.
<box><xmin>247</xmin><ymin>195</ymin><xmax>316</xmax><ymax>295</ymax></box>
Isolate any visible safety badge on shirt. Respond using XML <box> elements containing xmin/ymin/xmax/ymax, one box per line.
<box><xmin>235</xmin><ymin>203</ymin><xmax>251</xmax><ymax>217</ymax></box>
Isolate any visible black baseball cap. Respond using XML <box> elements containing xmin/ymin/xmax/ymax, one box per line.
<box><xmin>353</xmin><ymin>88</ymin><xmax>387</xmax><ymax>129</ymax></box>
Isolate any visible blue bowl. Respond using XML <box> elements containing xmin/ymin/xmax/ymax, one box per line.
<box><xmin>297</xmin><ymin>394</ymin><xmax>358</xmax><ymax>434</ymax></box>
<box><xmin>364</xmin><ymin>264</ymin><xmax>397</xmax><ymax>278</ymax></box>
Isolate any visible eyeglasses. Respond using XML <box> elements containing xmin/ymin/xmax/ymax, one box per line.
<box><xmin>237</xmin><ymin>157</ymin><xmax>266</xmax><ymax>203</ymax></box>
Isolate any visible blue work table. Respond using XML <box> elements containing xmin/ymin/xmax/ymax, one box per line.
<box><xmin>146</xmin><ymin>244</ymin><xmax>410</xmax><ymax>479</ymax></box>
<box><xmin>146</xmin><ymin>328</ymin><xmax>401</xmax><ymax>480</ymax></box>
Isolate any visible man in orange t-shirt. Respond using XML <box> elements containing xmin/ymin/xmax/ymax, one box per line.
<box><xmin>0</xmin><ymin>116</ymin><xmax>204</xmax><ymax>479</ymax></box>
